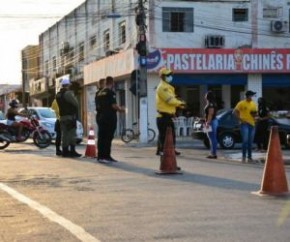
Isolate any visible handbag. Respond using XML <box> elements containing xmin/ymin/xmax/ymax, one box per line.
<box><xmin>203</xmin><ymin>125</ymin><xmax>212</xmax><ymax>133</ymax></box>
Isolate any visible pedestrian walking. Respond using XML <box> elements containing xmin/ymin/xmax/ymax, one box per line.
<box><xmin>56</xmin><ymin>78</ymin><xmax>82</xmax><ymax>158</ymax></box>
<box><xmin>51</xmin><ymin>98</ymin><xmax>62</xmax><ymax>156</ymax></box>
<box><xmin>155</xmin><ymin>67</ymin><xmax>186</xmax><ymax>157</ymax></box>
<box><xmin>95</xmin><ymin>76</ymin><xmax>125</xmax><ymax>163</ymax></box>
<box><xmin>255</xmin><ymin>97</ymin><xmax>270</xmax><ymax>152</ymax></box>
<box><xmin>204</xmin><ymin>91</ymin><xmax>218</xmax><ymax>159</ymax></box>
<box><xmin>233</xmin><ymin>90</ymin><xmax>257</xmax><ymax>163</ymax></box>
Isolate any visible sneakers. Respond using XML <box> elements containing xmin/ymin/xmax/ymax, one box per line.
<box><xmin>175</xmin><ymin>150</ymin><xmax>181</xmax><ymax>156</ymax></box>
<box><xmin>206</xmin><ymin>155</ymin><xmax>217</xmax><ymax>159</ymax></box>
<box><xmin>70</xmin><ymin>151</ymin><xmax>82</xmax><ymax>158</ymax></box>
<box><xmin>247</xmin><ymin>158</ymin><xmax>261</xmax><ymax>164</ymax></box>
<box><xmin>242</xmin><ymin>158</ymin><xmax>260</xmax><ymax>164</ymax></box>
<box><xmin>97</xmin><ymin>158</ymin><xmax>111</xmax><ymax>164</ymax></box>
<box><xmin>108</xmin><ymin>157</ymin><xmax>118</xmax><ymax>162</ymax></box>
<box><xmin>56</xmin><ymin>150</ymin><xmax>62</xmax><ymax>156</ymax></box>
<box><xmin>156</xmin><ymin>151</ymin><xmax>180</xmax><ymax>156</ymax></box>
<box><xmin>97</xmin><ymin>157</ymin><xmax>118</xmax><ymax>163</ymax></box>
<box><xmin>156</xmin><ymin>151</ymin><xmax>164</xmax><ymax>156</ymax></box>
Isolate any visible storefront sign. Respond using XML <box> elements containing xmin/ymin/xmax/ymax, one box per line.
<box><xmin>148</xmin><ymin>48</ymin><xmax>290</xmax><ymax>73</ymax></box>
<box><xmin>84</xmin><ymin>49</ymin><xmax>135</xmax><ymax>85</ymax></box>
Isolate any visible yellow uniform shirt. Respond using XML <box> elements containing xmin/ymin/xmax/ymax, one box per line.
<box><xmin>234</xmin><ymin>99</ymin><xmax>257</xmax><ymax>126</ymax></box>
<box><xmin>155</xmin><ymin>80</ymin><xmax>184</xmax><ymax>117</ymax></box>
<box><xmin>51</xmin><ymin>99</ymin><xmax>60</xmax><ymax>120</ymax></box>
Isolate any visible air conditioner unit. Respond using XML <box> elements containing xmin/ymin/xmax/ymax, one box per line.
<box><xmin>205</xmin><ymin>35</ymin><xmax>225</xmax><ymax>48</ymax></box>
<box><xmin>271</xmin><ymin>20</ymin><xmax>287</xmax><ymax>33</ymax></box>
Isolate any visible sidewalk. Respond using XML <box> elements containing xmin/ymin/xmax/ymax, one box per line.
<box><xmin>111</xmin><ymin>136</ymin><xmax>290</xmax><ymax>165</ymax></box>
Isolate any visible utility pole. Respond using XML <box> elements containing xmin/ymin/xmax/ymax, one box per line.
<box><xmin>135</xmin><ymin>0</ymin><xmax>148</xmax><ymax>143</ymax></box>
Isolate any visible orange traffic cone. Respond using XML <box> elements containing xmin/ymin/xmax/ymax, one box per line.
<box><xmin>253</xmin><ymin>126</ymin><xmax>289</xmax><ymax>196</ymax></box>
<box><xmin>155</xmin><ymin>127</ymin><xmax>182</xmax><ymax>175</ymax></box>
<box><xmin>84</xmin><ymin>127</ymin><xmax>97</xmax><ymax>158</ymax></box>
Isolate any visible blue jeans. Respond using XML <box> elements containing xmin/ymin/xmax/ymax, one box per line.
<box><xmin>240</xmin><ymin>123</ymin><xmax>255</xmax><ymax>159</ymax></box>
<box><xmin>206</xmin><ymin>118</ymin><xmax>218</xmax><ymax>156</ymax></box>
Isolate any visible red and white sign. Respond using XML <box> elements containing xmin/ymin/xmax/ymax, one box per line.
<box><xmin>160</xmin><ymin>48</ymin><xmax>290</xmax><ymax>73</ymax></box>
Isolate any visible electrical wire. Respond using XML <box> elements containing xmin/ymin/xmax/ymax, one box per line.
<box><xmin>20</xmin><ymin>0</ymin><xmax>290</xmax><ymax>74</ymax></box>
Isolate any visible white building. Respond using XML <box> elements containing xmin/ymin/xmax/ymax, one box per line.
<box><xmin>35</xmin><ymin>0</ymin><xmax>290</xmax><ymax>137</ymax></box>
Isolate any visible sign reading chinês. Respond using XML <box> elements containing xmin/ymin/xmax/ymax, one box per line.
<box><xmin>150</xmin><ymin>48</ymin><xmax>290</xmax><ymax>73</ymax></box>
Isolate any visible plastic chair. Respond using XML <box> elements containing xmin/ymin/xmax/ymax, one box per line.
<box><xmin>174</xmin><ymin>116</ymin><xmax>187</xmax><ymax>136</ymax></box>
<box><xmin>185</xmin><ymin>117</ymin><xmax>194</xmax><ymax>136</ymax></box>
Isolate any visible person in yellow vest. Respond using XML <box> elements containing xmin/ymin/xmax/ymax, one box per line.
<box><xmin>155</xmin><ymin>67</ymin><xmax>186</xmax><ymax>159</ymax></box>
<box><xmin>51</xmin><ymin>98</ymin><xmax>62</xmax><ymax>156</ymax></box>
<box><xmin>233</xmin><ymin>90</ymin><xmax>257</xmax><ymax>163</ymax></box>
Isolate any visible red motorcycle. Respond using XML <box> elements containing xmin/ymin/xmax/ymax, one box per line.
<box><xmin>0</xmin><ymin>113</ymin><xmax>52</xmax><ymax>149</ymax></box>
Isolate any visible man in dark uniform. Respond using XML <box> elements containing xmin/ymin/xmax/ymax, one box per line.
<box><xmin>56</xmin><ymin>78</ymin><xmax>82</xmax><ymax>158</ymax></box>
<box><xmin>96</xmin><ymin>76</ymin><xmax>125</xmax><ymax>163</ymax></box>
<box><xmin>95</xmin><ymin>78</ymin><xmax>106</xmax><ymax>128</ymax></box>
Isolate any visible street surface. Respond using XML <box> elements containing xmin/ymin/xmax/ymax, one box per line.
<box><xmin>0</xmin><ymin>138</ymin><xmax>290</xmax><ymax>242</ymax></box>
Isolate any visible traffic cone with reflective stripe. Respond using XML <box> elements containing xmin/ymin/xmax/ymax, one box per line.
<box><xmin>253</xmin><ymin>126</ymin><xmax>289</xmax><ymax>196</ymax></box>
<box><xmin>84</xmin><ymin>127</ymin><xmax>97</xmax><ymax>158</ymax></box>
<box><xmin>155</xmin><ymin>127</ymin><xmax>182</xmax><ymax>175</ymax></box>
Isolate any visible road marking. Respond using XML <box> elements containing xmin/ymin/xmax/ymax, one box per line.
<box><xmin>0</xmin><ymin>182</ymin><xmax>101</xmax><ymax>242</ymax></box>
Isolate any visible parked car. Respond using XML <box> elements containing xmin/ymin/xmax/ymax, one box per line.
<box><xmin>192</xmin><ymin>109</ymin><xmax>290</xmax><ymax>149</ymax></box>
<box><xmin>18</xmin><ymin>107</ymin><xmax>83</xmax><ymax>144</ymax></box>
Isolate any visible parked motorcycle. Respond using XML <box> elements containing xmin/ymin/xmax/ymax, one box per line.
<box><xmin>0</xmin><ymin>112</ymin><xmax>52</xmax><ymax>149</ymax></box>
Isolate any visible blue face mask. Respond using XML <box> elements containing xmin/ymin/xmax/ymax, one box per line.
<box><xmin>166</xmin><ymin>75</ymin><xmax>173</xmax><ymax>83</ymax></box>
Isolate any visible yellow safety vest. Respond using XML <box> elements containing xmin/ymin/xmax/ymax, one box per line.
<box><xmin>155</xmin><ymin>80</ymin><xmax>184</xmax><ymax>117</ymax></box>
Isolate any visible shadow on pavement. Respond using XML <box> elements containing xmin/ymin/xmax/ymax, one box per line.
<box><xmin>104</xmin><ymin>160</ymin><xmax>259</xmax><ymax>192</ymax></box>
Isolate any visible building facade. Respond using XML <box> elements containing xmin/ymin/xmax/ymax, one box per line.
<box><xmin>22</xmin><ymin>45</ymin><xmax>40</xmax><ymax>106</ymax></box>
<box><xmin>30</xmin><ymin>0</ymin><xmax>290</xmax><ymax>137</ymax></box>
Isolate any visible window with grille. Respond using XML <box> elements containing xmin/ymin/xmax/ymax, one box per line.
<box><xmin>263</xmin><ymin>8</ymin><xmax>281</xmax><ymax>18</ymax></box>
<box><xmin>45</xmin><ymin>60</ymin><xmax>49</xmax><ymax>75</ymax></box>
<box><xmin>52</xmin><ymin>56</ymin><xmax>57</xmax><ymax>71</ymax></box>
<box><xmin>79</xmin><ymin>42</ymin><xmax>84</xmax><ymax>61</ymax></box>
<box><xmin>103</xmin><ymin>29</ymin><xmax>110</xmax><ymax>50</ymax></box>
<box><xmin>119</xmin><ymin>21</ymin><xmax>126</xmax><ymax>45</ymax></box>
<box><xmin>233</xmin><ymin>8</ymin><xmax>248</xmax><ymax>22</ymax></box>
<box><xmin>162</xmin><ymin>7</ymin><xmax>193</xmax><ymax>32</ymax></box>
<box><xmin>90</xmin><ymin>36</ymin><xmax>97</xmax><ymax>50</ymax></box>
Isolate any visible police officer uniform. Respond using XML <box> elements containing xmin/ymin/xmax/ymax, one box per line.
<box><xmin>95</xmin><ymin>85</ymin><xmax>118</xmax><ymax>162</ymax></box>
<box><xmin>156</xmin><ymin>68</ymin><xmax>185</xmax><ymax>155</ymax></box>
<box><xmin>56</xmin><ymin>79</ymin><xmax>81</xmax><ymax>157</ymax></box>
<box><xmin>95</xmin><ymin>79</ymin><xmax>106</xmax><ymax>126</ymax></box>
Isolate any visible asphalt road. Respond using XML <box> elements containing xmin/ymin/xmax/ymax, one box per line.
<box><xmin>0</xmin><ymin>139</ymin><xmax>289</xmax><ymax>242</ymax></box>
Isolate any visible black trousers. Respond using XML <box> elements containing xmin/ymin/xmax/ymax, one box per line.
<box><xmin>156</xmin><ymin>115</ymin><xmax>176</xmax><ymax>153</ymax></box>
<box><xmin>97</xmin><ymin>115</ymin><xmax>116</xmax><ymax>159</ymax></box>
<box><xmin>255</xmin><ymin>120</ymin><xmax>269</xmax><ymax>150</ymax></box>
<box><xmin>54</xmin><ymin>119</ymin><xmax>62</xmax><ymax>149</ymax></box>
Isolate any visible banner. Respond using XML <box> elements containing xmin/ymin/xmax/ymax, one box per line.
<box><xmin>147</xmin><ymin>48</ymin><xmax>290</xmax><ymax>73</ymax></box>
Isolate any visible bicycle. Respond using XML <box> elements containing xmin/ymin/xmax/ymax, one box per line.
<box><xmin>121</xmin><ymin>122</ymin><xmax>156</xmax><ymax>143</ymax></box>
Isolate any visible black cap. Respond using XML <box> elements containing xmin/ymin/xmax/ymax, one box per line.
<box><xmin>245</xmin><ymin>90</ymin><xmax>256</xmax><ymax>97</ymax></box>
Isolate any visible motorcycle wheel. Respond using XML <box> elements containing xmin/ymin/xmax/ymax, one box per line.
<box><xmin>22</xmin><ymin>128</ymin><xmax>30</xmax><ymax>141</ymax></box>
<box><xmin>0</xmin><ymin>132</ymin><xmax>11</xmax><ymax>149</ymax></box>
<box><xmin>0</xmin><ymin>139</ymin><xmax>10</xmax><ymax>149</ymax></box>
<box><xmin>33</xmin><ymin>130</ymin><xmax>52</xmax><ymax>148</ymax></box>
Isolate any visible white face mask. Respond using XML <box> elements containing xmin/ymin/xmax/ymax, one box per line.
<box><xmin>166</xmin><ymin>75</ymin><xmax>173</xmax><ymax>83</ymax></box>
